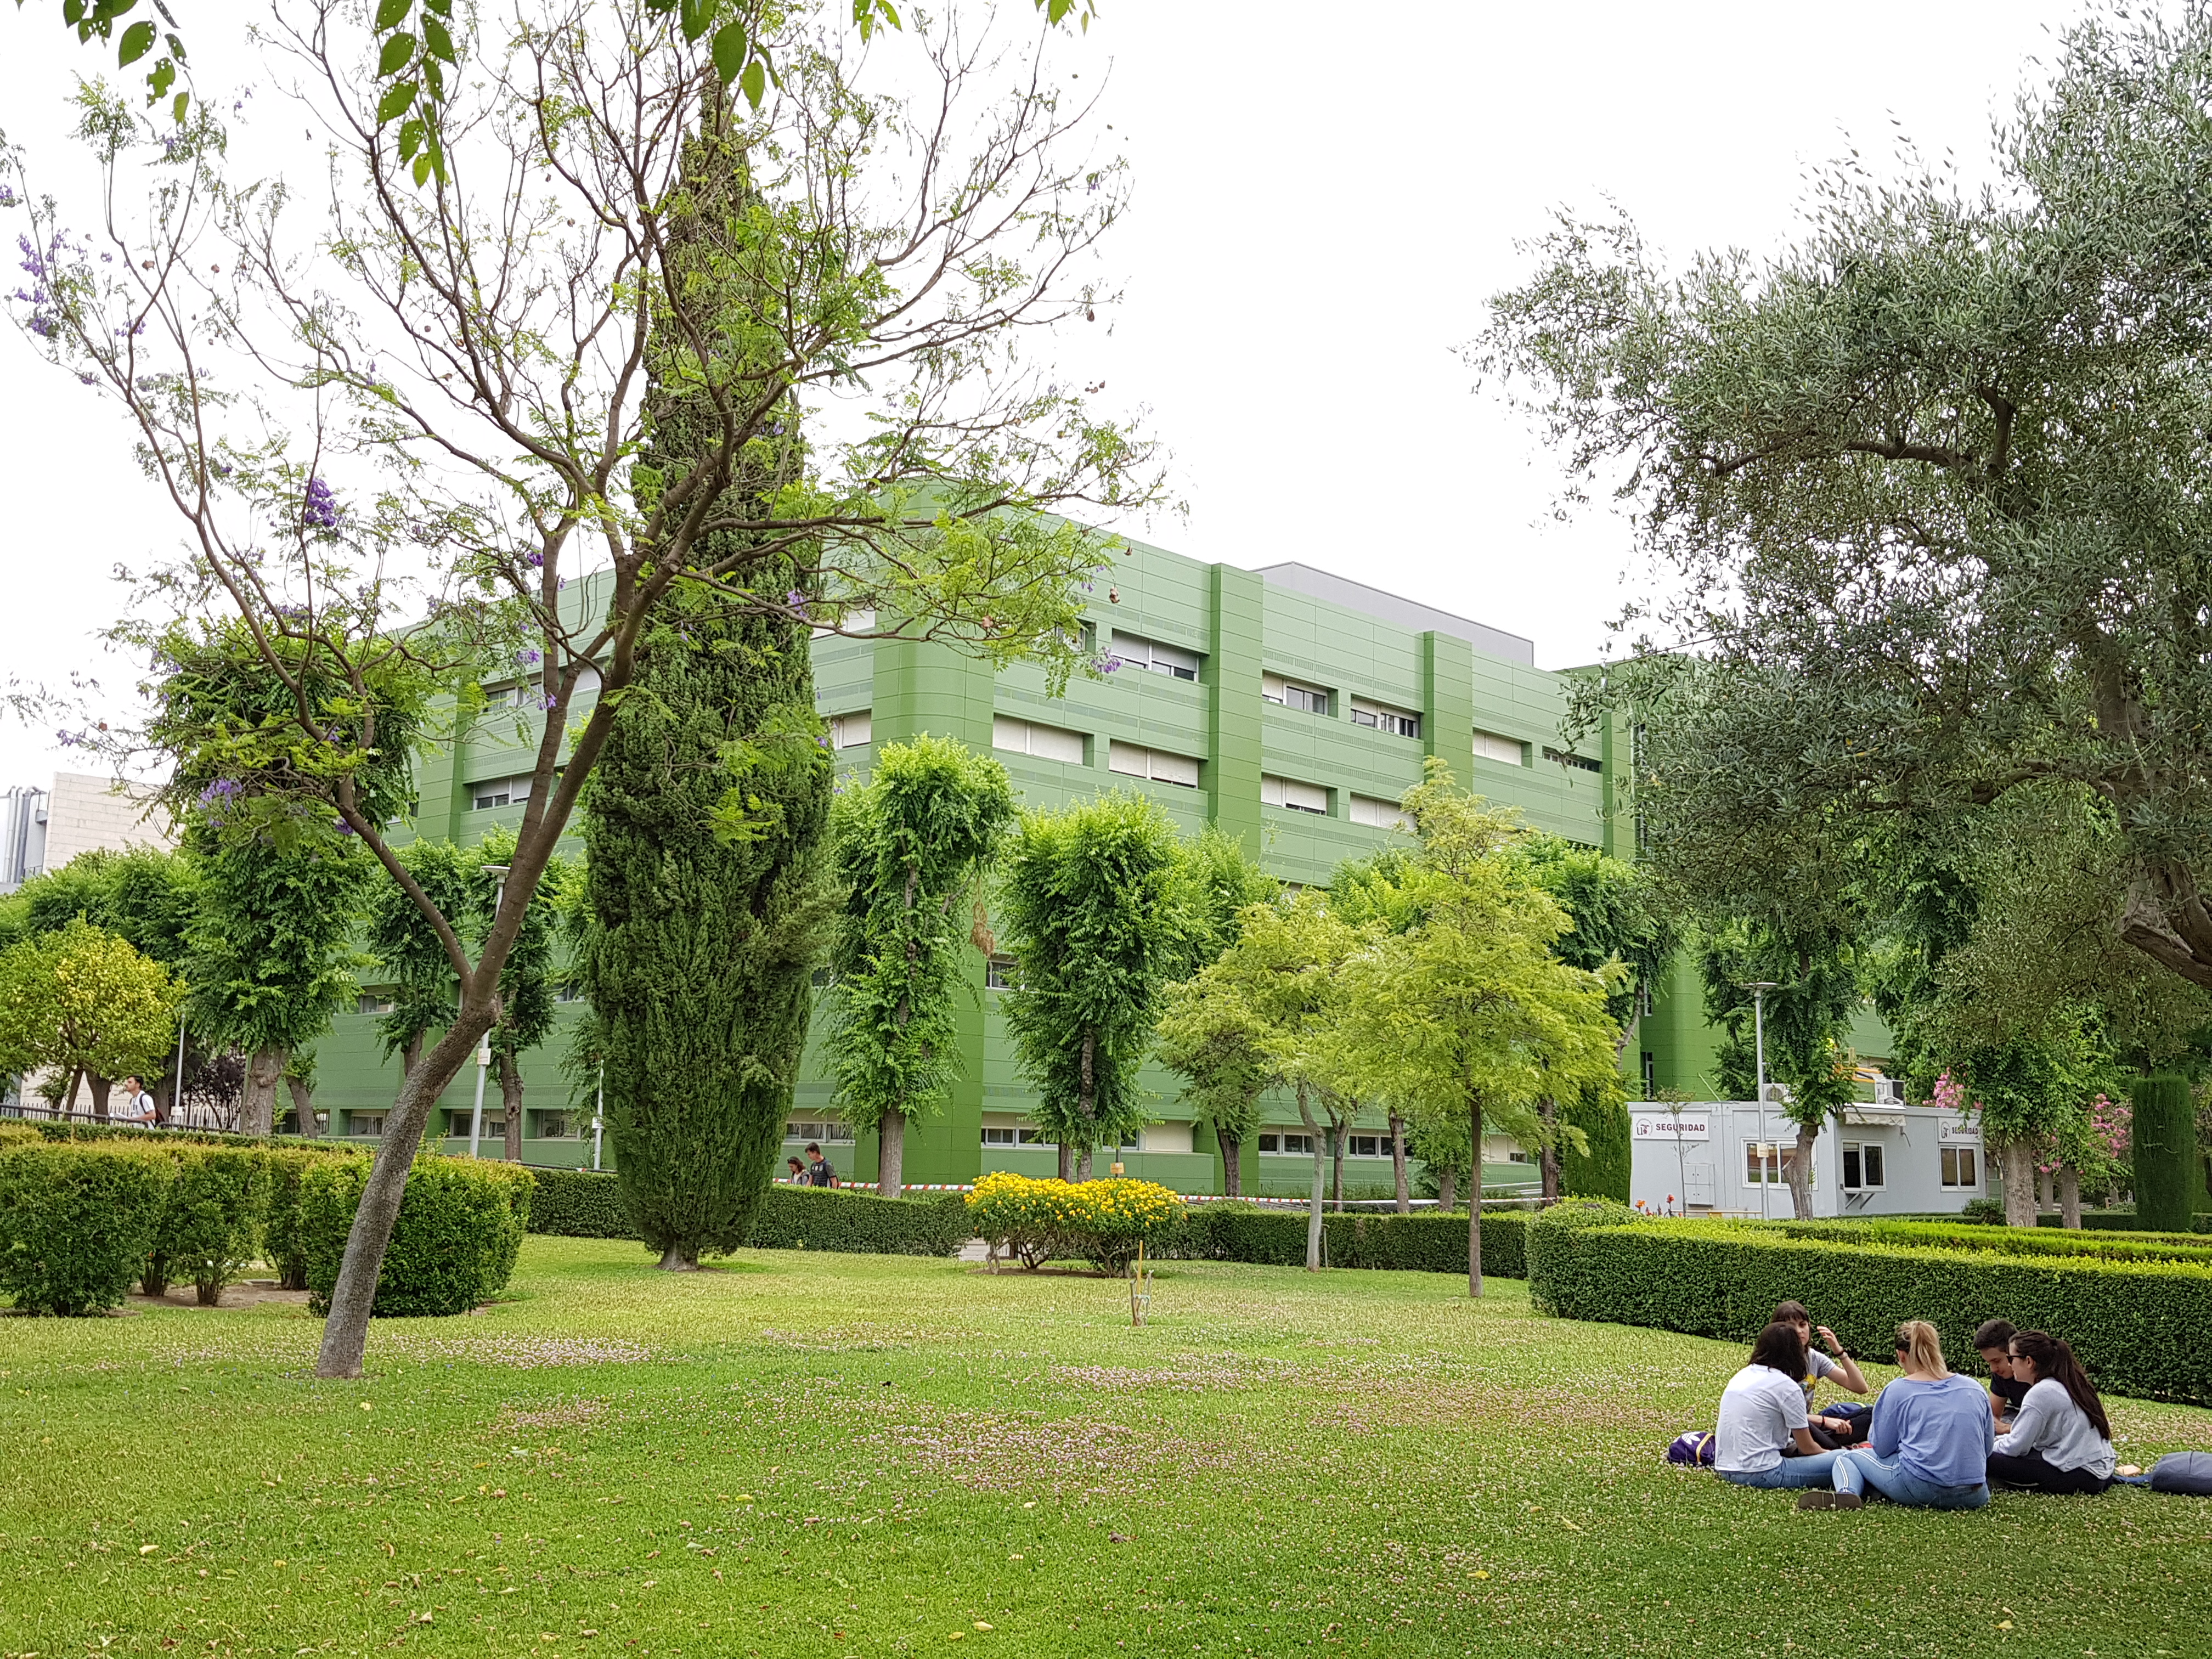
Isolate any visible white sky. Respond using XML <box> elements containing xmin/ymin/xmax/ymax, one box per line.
<box><xmin>0</xmin><ymin>0</ymin><xmax>2089</xmax><ymax>785</ymax></box>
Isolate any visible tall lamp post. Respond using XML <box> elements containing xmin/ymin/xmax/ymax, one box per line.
<box><xmin>468</xmin><ymin>864</ymin><xmax>512</xmax><ymax>1160</ymax></box>
<box><xmin>1744</xmin><ymin>981</ymin><xmax>1779</xmax><ymax>1220</ymax></box>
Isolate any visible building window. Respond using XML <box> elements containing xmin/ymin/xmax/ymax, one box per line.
<box><xmin>1472</xmin><ymin>729</ymin><xmax>1527</xmax><ymax>766</ymax></box>
<box><xmin>1108</xmin><ymin>741</ymin><xmax>1200</xmax><ymax>788</ymax></box>
<box><xmin>1640</xmin><ymin>1051</ymin><xmax>1656</xmax><ymax>1096</ymax></box>
<box><xmin>471</xmin><ymin>774</ymin><xmax>534</xmax><ymax>810</ymax></box>
<box><xmin>1543</xmin><ymin>746</ymin><xmax>1603</xmax><ymax>775</ymax></box>
<box><xmin>1745</xmin><ymin>1142</ymin><xmax>1785</xmax><ymax>1185</ymax></box>
<box><xmin>981</xmin><ymin>1126</ymin><xmax>1018</xmax><ymax>1147</ymax></box>
<box><xmin>1347</xmin><ymin>794</ymin><xmax>1411</xmax><ymax>830</ymax></box>
<box><xmin>1017</xmin><ymin>1126</ymin><xmax>1053</xmax><ymax>1146</ymax></box>
<box><xmin>534</xmin><ymin>1113</ymin><xmax>572</xmax><ymax>1140</ymax></box>
<box><xmin>1506</xmin><ymin>1149</ymin><xmax>1533</xmax><ymax>1164</ymax></box>
<box><xmin>349</xmin><ymin>1113</ymin><xmax>386</xmax><ymax>1137</ymax></box>
<box><xmin>1347</xmin><ymin>1133</ymin><xmax>1391</xmax><ymax>1158</ymax></box>
<box><xmin>1350</xmin><ymin>698</ymin><xmax>1419</xmax><ymax>739</ymax></box>
<box><xmin>1941</xmin><ymin>1145</ymin><xmax>1979</xmax><ymax>1189</ymax></box>
<box><xmin>992</xmin><ymin>714</ymin><xmax>1086</xmax><ymax>764</ymax></box>
<box><xmin>1108</xmin><ymin>631</ymin><xmax>1200</xmax><ymax>681</ymax></box>
<box><xmin>357</xmin><ymin>992</ymin><xmax>396</xmax><ymax>1017</ymax></box>
<box><xmin>1261</xmin><ymin>775</ymin><xmax>1329</xmax><ymax>815</ymax></box>
<box><xmin>1842</xmin><ymin>1142</ymin><xmax>1887</xmax><ymax>1191</ymax></box>
<box><xmin>1257</xmin><ymin>1132</ymin><xmax>1315</xmax><ymax>1155</ymax></box>
<box><xmin>1262</xmin><ymin>673</ymin><xmax>1331</xmax><ymax>715</ymax></box>
<box><xmin>785</xmin><ymin>1120</ymin><xmax>856</xmax><ymax>1144</ymax></box>
<box><xmin>827</xmin><ymin>710</ymin><xmax>872</xmax><ymax>749</ymax></box>
<box><xmin>479</xmin><ymin>684</ymin><xmax>520</xmax><ymax>710</ymax></box>
<box><xmin>986</xmin><ymin>955</ymin><xmax>1017</xmax><ymax>990</ymax></box>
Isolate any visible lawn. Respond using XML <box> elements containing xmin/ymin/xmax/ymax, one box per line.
<box><xmin>3</xmin><ymin>1238</ymin><xmax>2210</xmax><ymax>1657</ymax></box>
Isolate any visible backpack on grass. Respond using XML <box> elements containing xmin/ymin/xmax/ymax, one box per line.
<box><xmin>1667</xmin><ymin>1430</ymin><xmax>1716</xmax><ymax>1468</ymax></box>
<box><xmin>2149</xmin><ymin>1452</ymin><xmax>2212</xmax><ymax>1495</ymax></box>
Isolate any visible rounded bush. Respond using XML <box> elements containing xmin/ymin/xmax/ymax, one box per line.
<box><xmin>0</xmin><ymin>1141</ymin><xmax>176</xmax><ymax>1315</ymax></box>
<box><xmin>966</xmin><ymin>1172</ymin><xmax>1184</xmax><ymax>1272</ymax></box>
<box><xmin>146</xmin><ymin>1146</ymin><xmax>270</xmax><ymax>1304</ymax></box>
<box><xmin>300</xmin><ymin>1155</ymin><xmax>534</xmax><ymax>1318</ymax></box>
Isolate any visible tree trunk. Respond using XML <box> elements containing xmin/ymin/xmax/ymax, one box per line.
<box><xmin>1468</xmin><ymin>1097</ymin><xmax>1485</xmax><ymax>1299</ymax></box>
<box><xmin>1056</xmin><ymin>1138</ymin><xmax>1073</xmax><ymax>1182</ymax></box>
<box><xmin>195</xmin><ymin>1272</ymin><xmax>223</xmax><ymax>1307</ymax></box>
<box><xmin>1330</xmin><ymin>1124</ymin><xmax>1345</xmax><ymax>1213</ymax></box>
<box><xmin>1075</xmin><ymin>1028</ymin><xmax>1097</xmax><ymax>1182</ymax></box>
<box><xmin>499</xmin><ymin>1050</ymin><xmax>524</xmax><ymax>1162</ymax></box>
<box><xmin>240</xmin><ymin>1047</ymin><xmax>285</xmax><ymax>1137</ymax></box>
<box><xmin>1538</xmin><ymin>1097</ymin><xmax>1561</xmax><ymax>1201</ymax></box>
<box><xmin>878</xmin><ymin>1107</ymin><xmax>907</xmax><ymax>1198</ymax></box>
<box><xmin>1999</xmin><ymin>1137</ymin><xmax>2036</xmax><ymax>1228</ymax></box>
<box><xmin>88</xmin><ymin>1074</ymin><xmax>112</xmax><ymax>1125</ymax></box>
<box><xmin>1437</xmin><ymin>1164</ymin><xmax>1457</xmax><ymax>1213</ymax></box>
<box><xmin>2059</xmin><ymin>1163</ymin><xmax>2083</xmax><ymax>1229</ymax></box>
<box><xmin>1076</xmin><ymin>1147</ymin><xmax>1093</xmax><ymax>1182</ymax></box>
<box><xmin>287</xmin><ymin>1075</ymin><xmax>316</xmax><ymax>1138</ymax></box>
<box><xmin>316</xmin><ymin>1011</ymin><xmax>496</xmax><ymax>1379</ymax></box>
<box><xmin>1219</xmin><ymin>1132</ymin><xmax>1243</xmax><ymax>1199</ymax></box>
<box><xmin>400</xmin><ymin>1030</ymin><xmax>425</xmax><ymax>1084</ymax></box>
<box><xmin>1298</xmin><ymin>1085</ymin><xmax>1324</xmax><ymax>1272</ymax></box>
<box><xmin>142</xmin><ymin>1253</ymin><xmax>170</xmax><ymax>1299</ymax></box>
<box><xmin>1389</xmin><ymin>1112</ymin><xmax>1409</xmax><ymax>1214</ymax></box>
<box><xmin>658</xmin><ymin>1243</ymin><xmax>700</xmax><ymax>1271</ymax></box>
<box><xmin>2037</xmin><ymin>1164</ymin><xmax>2056</xmax><ymax>1215</ymax></box>
<box><xmin>1785</xmin><ymin>1121</ymin><xmax>1818</xmax><ymax>1220</ymax></box>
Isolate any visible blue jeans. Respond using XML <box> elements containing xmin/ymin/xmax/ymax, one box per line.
<box><xmin>1720</xmin><ymin>1451</ymin><xmax>1842</xmax><ymax>1490</ymax></box>
<box><xmin>1832</xmin><ymin>1451</ymin><xmax>1989</xmax><ymax>1509</ymax></box>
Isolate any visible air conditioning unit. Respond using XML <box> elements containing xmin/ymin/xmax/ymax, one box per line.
<box><xmin>1872</xmin><ymin>1078</ymin><xmax>1904</xmax><ymax>1105</ymax></box>
<box><xmin>1760</xmin><ymin>1081</ymin><xmax>1793</xmax><ymax>1104</ymax></box>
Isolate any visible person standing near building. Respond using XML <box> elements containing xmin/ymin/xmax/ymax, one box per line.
<box><xmin>805</xmin><ymin>1142</ymin><xmax>838</xmax><ymax>1188</ymax></box>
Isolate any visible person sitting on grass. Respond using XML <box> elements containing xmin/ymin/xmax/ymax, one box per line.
<box><xmin>1821</xmin><ymin>1321</ymin><xmax>1993</xmax><ymax>1512</ymax></box>
<box><xmin>1988</xmin><ymin>1330</ymin><xmax>2117</xmax><ymax>1496</ymax></box>
<box><xmin>1714</xmin><ymin>1321</ymin><xmax>1842</xmax><ymax>1495</ymax></box>
<box><xmin>1973</xmin><ymin>1318</ymin><xmax>2030</xmax><ymax>1431</ymax></box>
<box><xmin>1773</xmin><ymin>1300</ymin><xmax>1871</xmax><ymax>1446</ymax></box>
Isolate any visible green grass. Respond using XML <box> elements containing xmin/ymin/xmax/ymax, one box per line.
<box><xmin>4</xmin><ymin>1238</ymin><xmax>2211</xmax><ymax>1657</ymax></box>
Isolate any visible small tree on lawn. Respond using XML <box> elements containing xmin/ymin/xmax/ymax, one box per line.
<box><xmin>0</xmin><ymin>919</ymin><xmax>183</xmax><ymax>1114</ymax></box>
<box><xmin>1155</xmin><ymin>949</ymin><xmax>1274</xmax><ymax>1199</ymax></box>
<box><xmin>999</xmin><ymin>793</ymin><xmax>1188</xmax><ymax>1181</ymax></box>
<box><xmin>364</xmin><ymin>840</ymin><xmax>481</xmax><ymax>1086</ymax></box>
<box><xmin>824</xmin><ymin>736</ymin><xmax>1017</xmax><ymax>1197</ymax></box>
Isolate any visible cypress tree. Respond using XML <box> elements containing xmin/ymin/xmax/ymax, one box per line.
<box><xmin>576</xmin><ymin>100</ymin><xmax>833</xmax><ymax>1269</ymax></box>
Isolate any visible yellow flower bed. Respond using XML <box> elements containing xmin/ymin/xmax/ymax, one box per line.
<box><xmin>965</xmin><ymin>1171</ymin><xmax>1185</xmax><ymax>1273</ymax></box>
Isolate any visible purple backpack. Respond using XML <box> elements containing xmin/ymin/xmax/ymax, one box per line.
<box><xmin>1667</xmin><ymin>1430</ymin><xmax>1717</xmax><ymax>1468</ymax></box>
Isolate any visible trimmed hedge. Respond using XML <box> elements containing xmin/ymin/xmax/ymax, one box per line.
<box><xmin>746</xmin><ymin>1184</ymin><xmax>970</xmax><ymax>1257</ymax></box>
<box><xmin>145</xmin><ymin>1146</ymin><xmax>270</xmax><ymax>1304</ymax></box>
<box><xmin>261</xmin><ymin>1148</ymin><xmax>322</xmax><ymax>1290</ymax></box>
<box><xmin>0</xmin><ymin>1140</ymin><xmax>176</xmax><ymax>1314</ymax></box>
<box><xmin>1560</xmin><ymin>1094</ymin><xmax>1631</xmax><ymax>1203</ymax></box>
<box><xmin>300</xmin><ymin>1155</ymin><xmax>534</xmax><ymax>1317</ymax></box>
<box><xmin>528</xmin><ymin>1165</ymin><xmax>635</xmax><ymax>1239</ymax></box>
<box><xmin>1527</xmin><ymin>1202</ymin><xmax>2212</xmax><ymax>1404</ymax></box>
<box><xmin>2034</xmin><ymin>1210</ymin><xmax>2212</xmax><ymax>1235</ymax></box>
<box><xmin>1178</xmin><ymin>1204</ymin><xmax>1531</xmax><ymax>1279</ymax></box>
<box><xmin>1765</xmin><ymin>1216</ymin><xmax>2212</xmax><ymax>1268</ymax></box>
<box><xmin>2132</xmin><ymin>1074</ymin><xmax>2207</xmax><ymax>1232</ymax></box>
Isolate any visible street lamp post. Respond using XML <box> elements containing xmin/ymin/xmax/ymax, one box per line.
<box><xmin>1745</xmin><ymin>981</ymin><xmax>1779</xmax><ymax>1220</ymax></box>
<box><xmin>469</xmin><ymin>864</ymin><xmax>512</xmax><ymax>1160</ymax></box>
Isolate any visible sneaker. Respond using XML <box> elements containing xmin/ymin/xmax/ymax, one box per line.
<box><xmin>1796</xmin><ymin>1492</ymin><xmax>1835</xmax><ymax>1511</ymax></box>
<box><xmin>1831</xmin><ymin>1492</ymin><xmax>1863</xmax><ymax>1510</ymax></box>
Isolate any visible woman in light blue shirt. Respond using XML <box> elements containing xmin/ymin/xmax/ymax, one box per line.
<box><xmin>1822</xmin><ymin>1321</ymin><xmax>1993</xmax><ymax>1511</ymax></box>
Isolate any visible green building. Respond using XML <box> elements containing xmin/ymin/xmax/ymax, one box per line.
<box><xmin>316</xmin><ymin>538</ymin><xmax>1724</xmax><ymax>1194</ymax></box>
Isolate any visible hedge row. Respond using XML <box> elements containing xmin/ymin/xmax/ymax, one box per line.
<box><xmin>1764</xmin><ymin>1216</ymin><xmax>2212</xmax><ymax>1267</ymax></box>
<box><xmin>1527</xmin><ymin>1202</ymin><xmax>2212</xmax><ymax>1405</ymax></box>
<box><xmin>524</xmin><ymin>1167</ymin><xmax>972</xmax><ymax>1259</ymax></box>
<box><xmin>966</xmin><ymin>1173</ymin><xmax>1187</xmax><ymax>1271</ymax></box>
<box><xmin>2033</xmin><ymin>1211</ymin><xmax>2212</xmax><ymax>1235</ymax></box>
<box><xmin>300</xmin><ymin>1156</ymin><xmax>534</xmax><ymax>1317</ymax></box>
<box><xmin>1177</xmin><ymin>1205</ymin><xmax>1532</xmax><ymax>1279</ymax></box>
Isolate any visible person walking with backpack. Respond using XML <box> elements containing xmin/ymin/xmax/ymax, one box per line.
<box><xmin>1987</xmin><ymin>1330</ymin><xmax>2117</xmax><ymax>1495</ymax></box>
<box><xmin>1824</xmin><ymin>1321</ymin><xmax>1993</xmax><ymax>1511</ymax></box>
<box><xmin>805</xmin><ymin>1142</ymin><xmax>838</xmax><ymax>1188</ymax></box>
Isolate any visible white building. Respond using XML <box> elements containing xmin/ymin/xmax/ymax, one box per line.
<box><xmin>1627</xmin><ymin>1098</ymin><xmax>1983</xmax><ymax>1218</ymax></box>
<box><xmin>0</xmin><ymin>771</ymin><xmax>171</xmax><ymax>893</ymax></box>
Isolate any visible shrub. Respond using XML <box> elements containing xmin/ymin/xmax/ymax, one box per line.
<box><xmin>2131</xmin><ymin>1074</ymin><xmax>2206</xmax><ymax>1232</ymax></box>
<box><xmin>1173</xmin><ymin>1203</ymin><xmax>1532</xmax><ymax>1278</ymax></box>
<box><xmin>2035</xmin><ymin>1210</ymin><xmax>2212</xmax><ymax>1235</ymax></box>
<box><xmin>1960</xmin><ymin>1197</ymin><xmax>2007</xmax><ymax>1225</ymax></box>
<box><xmin>299</xmin><ymin>1155</ymin><xmax>534</xmax><ymax>1317</ymax></box>
<box><xmin>966</xmin><ymin>1173</ymin><xmax>1184</xmax><ymax>1272</ymax></box>
<box><xmin>528</xmin><ymin>1166</ymin><xmax>635</xmax><ymax>1239</ymax></box>
<box><xmin>1526</xmin><ymin>1204</ymin><xmax>2212</xmax><ymax>1404</ymax></box>
<box><xmin>1560</xmin><ymin>1093</ymin><xmax>1630</xmax><ymax>1203</ymax></box>
<box><xmin>145</xmin><ymin>1146</ymin><xmax>270</xmax><ymax>1304</ymax></box>
<box><xmin>0</xmin><ymin>1140</ymin><xmax>176</xmax><ymax>1314</ymax></box>
<box><xmin>261</xmin><ymin>1149</ymin><xmax>322</xmax><ymax>1290</ymax></box>
<box><xmin>1766</xmin><ymin>1216</ymin><xmax>2212</xmax><ymax>1268</ymax></box>
<box><xmin>746</xmin><ymin>1184</ymin><xmax>970</xmax><ymax>1257</ymax></box>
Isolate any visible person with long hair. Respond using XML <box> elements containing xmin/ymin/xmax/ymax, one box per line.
<box><xmin>1988</xmin><ymin>1330</ymin><xmax>2117</xmax><ymax>1494</ymax></box>
<box><xmin>1824</xmin><ymin>1322</ymin><xmax>1993</xmax><ymax>1511</ymax></box>
<box><xmin>1713</xmin><ymin>1321</ymin><xmax>1842</xmax><ymax>1496</ymax></box>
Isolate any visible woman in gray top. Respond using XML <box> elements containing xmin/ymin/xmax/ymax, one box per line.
<box><xmin>1987</xmin><ymin>1330</ymin><xmax>2117</xmax><ymax>1496</ymax></box>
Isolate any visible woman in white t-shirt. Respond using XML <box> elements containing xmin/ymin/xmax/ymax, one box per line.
<box><xmin>1714</xmin><ymin>1321</ymin><xmax>1843</xmax><ymax>1493</ymax></box>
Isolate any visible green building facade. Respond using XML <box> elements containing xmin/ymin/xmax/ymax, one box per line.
<box><xmin>315</xmin><ymin>539</ymin><xmax>1722</xmax><ymax>1195</ymax></box>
